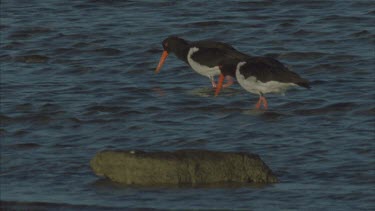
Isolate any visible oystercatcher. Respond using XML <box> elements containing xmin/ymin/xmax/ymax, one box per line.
<box><xmin>155</xmin><ymin>36</ymin><xmax>249</xmax><ymax>88</ymax></box>
<box><xmin>215</xmin><ymin>56</ymin><xmax>310</xmax><ymax>109</ymax></box>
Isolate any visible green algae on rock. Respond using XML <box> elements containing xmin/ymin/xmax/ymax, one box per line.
<box><xmin>90</xmin><ymin>149</ymin><xmax>278</xmax><ymax>186</ymax></box>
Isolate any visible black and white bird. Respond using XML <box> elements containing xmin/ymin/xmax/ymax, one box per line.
<box><xmin>215</xmin><ymin>56</ymin><xmax>310</xmax><ymax>109</ymax></box>
<box><xmin>155</xmin><ymin>36</ymin><xmax>249</xmax><ymax>88</ymax></box>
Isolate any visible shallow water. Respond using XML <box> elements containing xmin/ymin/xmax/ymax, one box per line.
<box><xmin>1</xmin><ymin>0</ymin><xmax>374</xmax><ymax>210</ymax></box>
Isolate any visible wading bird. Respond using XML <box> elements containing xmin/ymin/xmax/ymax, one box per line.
<box><xmin>215</xmin><ymin>57</ymin><xmax>310</xmax><ymax>109</ymax></box>
<box><xmin>155</xmin><ymin>36</ymin><xmax>249</xmax><ymax>88</ymax></box>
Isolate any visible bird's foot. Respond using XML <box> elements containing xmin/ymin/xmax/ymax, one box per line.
<box><xmin>255</xmin><ymin>96</ymin><xmax>268</xmax><ymax>110</ymax></box>
<box><xmin>222</xmin><ymin>75</ymin><xmax>234</xmax><ymax>88</ymax></box>
<box><xmin>212</xmin><ymin>75</ymin><xmax>233</xmax><ymax>89</ymax></box>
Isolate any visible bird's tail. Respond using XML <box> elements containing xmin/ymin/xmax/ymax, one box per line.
<box><xmin>296</xmin><ymin>79</ymin><xmax>311</xmax><ymax>89</ymax></box>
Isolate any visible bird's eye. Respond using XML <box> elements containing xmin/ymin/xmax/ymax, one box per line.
<box><xmin>162</xmin><ymin>42</ymin><xmax>169</xmax><ymax>50</ymax></box>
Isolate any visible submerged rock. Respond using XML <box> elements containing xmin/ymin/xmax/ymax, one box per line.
<box><xmin>15</xmin><ymin>55</ymin><xmax>49</xmax><ymax>63</ymax></box>
<box><xmin>90</xmin><ymin>149</ymin><xmax>278</xmax><ymax>186</ymax></box>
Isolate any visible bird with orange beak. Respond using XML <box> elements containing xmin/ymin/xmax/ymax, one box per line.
<box><xmin>155</xmin><ymin>36</ymin><xmax>249</xmax><ymax>88</ymax></box>
<box><xmin>215</xmin><ymin>57</ymin><xmax>310</xmax><ymax>109</ymax></box>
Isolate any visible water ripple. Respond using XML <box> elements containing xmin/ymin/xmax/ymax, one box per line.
<box><xmin>294</xmin><ymin>102</ymin><xmax>358</xmax><ymax>116</ymax></box>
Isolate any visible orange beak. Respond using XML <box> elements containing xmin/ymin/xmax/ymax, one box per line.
<box><xmin>214</xmin><ymin>74</ymin><xmax>225</xmax><ymax>97</ymax></box>
<box><xmin>155</xmin><ymin>50</ymin><xmax>169</xmax><ymax>74</ymax></box>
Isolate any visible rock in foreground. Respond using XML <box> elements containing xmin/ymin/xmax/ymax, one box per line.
<box><xmin>90</xmin><ymin>149</ymin><xmax>278</xmax><ymax>186</ymax></box>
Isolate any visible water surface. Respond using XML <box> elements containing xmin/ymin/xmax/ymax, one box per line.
<box><xmin>1</xmin><ymin>0</ymin><xmax>374</xmax><ymax>210</ymax></box>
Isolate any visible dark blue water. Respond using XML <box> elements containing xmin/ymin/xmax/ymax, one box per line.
<box><xmin>1</xmin><ymin>0</ymin><xmax>374</xmax><ymax>210</ymax></box>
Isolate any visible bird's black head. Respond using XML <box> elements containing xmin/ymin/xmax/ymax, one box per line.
<box><xmin>155</xmin><ymin>36</ymin><xmax>190</xmax><ymax>73</ymax></box>
<box><xmin>162</xmin><ymin>36</ymin><xmax>189</xmax><ymax>53</ymax></box>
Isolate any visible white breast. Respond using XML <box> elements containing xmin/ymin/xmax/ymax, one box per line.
<box><xmin>235</xmin><ymin>61</ymin><xmax>296</xmax><ymax>95</ymax></box>
<box><xmin>187</xmin><ymin>47</ymin><xmax>221</xmax><ymax>78</ymax></box>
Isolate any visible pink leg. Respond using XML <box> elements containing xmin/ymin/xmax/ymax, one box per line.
<box><xmin>255</xmin><ymin>97</ymin><xmax>262</xmax><ymax>109</ymax></box>
<box><xmin>255</xmin><ymin>96</ymin><xmax>268</xmax><ymax>110</ymax></box>
<box><xmin>212</xmin><ymin>75</ymin><xmax>234</xmax><ymax>88</ymax></box>
<box><xmin>223</xmin><ymin>75</ymin><xmax>234</xmax><ymax>88</ymax></box>
<box><xmin>260</xmin><ymin>96</ymin><xmax>268</xmax><ymax>109</ymax></box>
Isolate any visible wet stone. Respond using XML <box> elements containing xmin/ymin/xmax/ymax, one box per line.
<box><xmin>15</xmin><ymin>55</ymin><xmax>49</xmax><ymax>63</ymax></box>
<box><xmin>90</xmin><ymin>149</ymin><xmax>278</xmax><ymax>186</ymax></box>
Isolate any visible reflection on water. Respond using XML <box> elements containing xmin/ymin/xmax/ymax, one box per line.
<box><xmin>187</xmin><ymin>87</ymin><xmax>239</xmax><ymax>97</ymax></box>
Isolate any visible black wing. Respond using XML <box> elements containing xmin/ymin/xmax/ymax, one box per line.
<box><xmin>190</xmin><ymin>40</ymin><xmax>250</xmax><ymax>67</ymax></box>
<box><xmin>189</xmin><ymin>47</ymin><xmax>228</xmax><ymax>67</ymax></box>
<box><xmin>240</xmin><ymin>57</ymin><xmax>310</xmax><ymax>88</ymax></box>
<box><xmin>192</xmin><ymin>40</ymin><xmax>237</xmax><ymax>51</ymax></box>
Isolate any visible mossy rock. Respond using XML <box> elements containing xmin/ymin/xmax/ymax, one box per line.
<box><xmin>90</xmin><ymin>149</ymin><xmax>278</xmax><ymax>186</ymax></box>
